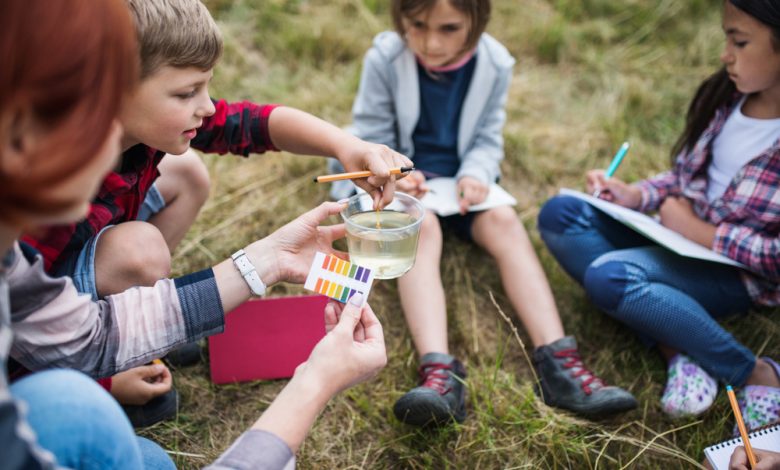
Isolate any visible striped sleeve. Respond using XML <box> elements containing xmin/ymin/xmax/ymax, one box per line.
<box><xmin>8</xmin><ymin>244</ymin><xmax>225</xmax><ymax>378</ymax></box>
<box><xmin>635</xmin><ymin>170</ymin><xmax>678</xmax><ymax>213</ymax></box>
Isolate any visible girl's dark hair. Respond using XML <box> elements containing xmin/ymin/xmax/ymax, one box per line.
<box><xmin>671</xmin><ymin>0</ymin><xmax>780</xmax><ymax>160</ymax></box>
<box><xmin>391</xmin><ymin>0</ymin><xmax>491</xmax><ymax>53</ymax></box>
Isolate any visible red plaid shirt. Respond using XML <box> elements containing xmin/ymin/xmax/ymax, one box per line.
<box><xmin>636</xmin><ymin>94</ymin><xmax>780</xmax><ymax>306</ymax></box>
<box><xmin>23</xmin><ymin>99</ymin><xmax>279</xmax><ymax>276</ymax></box>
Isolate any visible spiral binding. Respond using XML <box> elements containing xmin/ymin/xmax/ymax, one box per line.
<box><xmin>706</xmin><ymin>423</ymin><xmax>780</xmax><ymax>451</ymax></box>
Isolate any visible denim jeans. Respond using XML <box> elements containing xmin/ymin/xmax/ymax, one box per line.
<box><xmin>10</xmin><ymin>369</ymin><xmax>175</xmax><ymax>470</ymax></box>
<box><xmin>537</xmin><ymin>195</ymin><xmax>756</xmax><ymax>386</ymax></box>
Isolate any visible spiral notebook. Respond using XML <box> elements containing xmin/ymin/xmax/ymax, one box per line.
<box><xmin>704</xmin><ymin>424</ymin><xmax>780</xmax><ymax>470</ymax></box>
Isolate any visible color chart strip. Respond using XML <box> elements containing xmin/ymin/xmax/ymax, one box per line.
<box><xmin>304</xmin><ymin>252</ymin><xmax>375</xmax><ymax>305</ymax></box>
<box><xmin>321</xmin><ymin>254</ymin><xmax>371</xmax><ymax>283</ymax></box>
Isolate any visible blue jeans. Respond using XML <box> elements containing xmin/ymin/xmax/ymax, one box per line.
<box><xmin>10</xmin><ymin>369</ymin><xmax>175</xmax><ymax>469</ymax></box>
<box><xmin>538</xmin><ymin>195</ymin><xmax>756</xmax><ymax>386</ymax></box>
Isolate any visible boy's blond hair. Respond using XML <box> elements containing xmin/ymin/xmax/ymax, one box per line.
<box><xmin>126</xmin><ymin>0</ymin><xmax>222</xmax><ymax>78</ymax></box>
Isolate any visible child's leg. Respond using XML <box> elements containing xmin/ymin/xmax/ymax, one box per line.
<box><xmin>537</xmin><ymin>195</ymin><xmax>651</xmax><ymax>284</ymax></box>
<box><xmin>471</xmin><ymin>206</ymin><xmax>564</xmax><ymax>348</ymax></box>
<box><xmin>475</xmin><ymin>204</ymin><xmax>637</xmax><ymax>417</ymax></box>
<box><xmin>397</xmin><ymin>210</ymin><xmax>448</xmax><ymax>356</ymax></box>
<box><xmin>143</xmin><ymin>149</ymin><xmax>210</xmax><ymax>251</ymax></box>
<box><xmin>94</xmin><ymin>149</ymin><xmax>209</xmax><ymax>296</ymax></box>
<box><xmin>584</xmin><ymin>246</ymin><xmax>754</xmax><ymax>384</ymax></box>
<box><xmin>394</xmin><ymin>211</ymin><xmax>468</xmax><ymax>426</ymax></box>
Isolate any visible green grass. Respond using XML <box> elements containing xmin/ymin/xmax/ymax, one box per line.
<box><xmin>143</xmin><ymin>0</ymin><xmax>780</xmax><ymax>467</ymax></box>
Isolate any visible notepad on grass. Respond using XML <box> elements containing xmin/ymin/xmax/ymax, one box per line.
<box><xmin>704</xmin><ymin>424</ymin><xmax>780</xmax><ymax>470</ymax></box>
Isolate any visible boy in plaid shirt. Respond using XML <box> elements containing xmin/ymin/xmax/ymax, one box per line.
<box><xmin>22</xmin><ymin>0</ymin><xmax>410</xmax><ymax>422</ymax></box>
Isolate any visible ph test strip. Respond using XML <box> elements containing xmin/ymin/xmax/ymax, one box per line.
<box><xmin>304</xmin><ymin>252</ymin><xmax>375</xmax><ymax>305</ymax></box>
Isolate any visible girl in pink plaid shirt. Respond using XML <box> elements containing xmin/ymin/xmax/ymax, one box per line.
<box><xmin>539</xmin><ymin>0</ymin><xmax>780</xmax><ymax>429</ymax></box>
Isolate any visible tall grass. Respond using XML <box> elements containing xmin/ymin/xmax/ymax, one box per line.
<box><xmin>144</xmin><ymin>0</ymin><xmax>780</xmax><ymax>467</ymax></box>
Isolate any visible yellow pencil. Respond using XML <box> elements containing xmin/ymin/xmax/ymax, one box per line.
<box><xmin>313</xmin><ymin>166</ymin><xmax>414</xmax><ymax>183</ymax></box>
<box><xmin>726</xmin><ymin>385</ymin><xmax>757</xmax><ymax>468</ymax></box>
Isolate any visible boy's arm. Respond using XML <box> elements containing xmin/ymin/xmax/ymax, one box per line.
<box><xmin>456</xmin><ymin>67</ymin><xmax>511</xmax><ymax>186</ymax></box>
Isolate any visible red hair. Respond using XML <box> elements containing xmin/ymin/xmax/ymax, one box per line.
<box><xmin>0</xmin><ymin>0</ymin><xmax>138</xmax><ymax>223</ymax></box>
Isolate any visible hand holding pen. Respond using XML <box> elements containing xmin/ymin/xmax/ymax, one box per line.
<box><xmin>586</xmin><ymin>141</ymin><xmax>642</xmax><ymax>209</ymax></box>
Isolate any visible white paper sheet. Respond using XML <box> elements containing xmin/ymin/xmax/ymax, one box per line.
<box><xmin>420</xmin><ymin>177</ymin><xmax>517</xmax><ymax>217</ymax></box>
<box><xmin>559</xmin><ymin>188</ymin><xmax>747</xmax><ymax>269</ymax></box>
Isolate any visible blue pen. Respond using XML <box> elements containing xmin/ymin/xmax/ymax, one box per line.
<box><xmin>594</xmin><ymin>141</ymin><xmax>630</xmax><ymax>197</ymax></box>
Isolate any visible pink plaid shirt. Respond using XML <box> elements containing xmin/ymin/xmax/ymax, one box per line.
<box><xmin>636</xmin><ymin>94</ymin><xmax>780</xmax><ymax>305</ymax></box>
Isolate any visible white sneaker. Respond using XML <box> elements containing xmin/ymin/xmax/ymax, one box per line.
<box><xmin>660</xmin><ymin>354</ymin><xmax>718</xmax><ymax>418</ymax></box>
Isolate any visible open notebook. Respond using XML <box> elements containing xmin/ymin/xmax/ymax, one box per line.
<box><xmin>559</xmin><ymin>188</ymin><xmax>748</xmax><ymax>270</ymax></box>
<box><xmin>420</xmin><ymin>177</ymin><xmax>517</xmax><ymax>217</ymax></box>
<box><xmin>704</xmin><ymin>424</ymin><xmax>780</xmax><ymax>470</ymax></box>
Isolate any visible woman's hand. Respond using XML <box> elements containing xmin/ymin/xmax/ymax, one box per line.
<box><xmin>110</xmin><ymin>363</ymin><xmax>172</xmax><ymax>406</ymax></box>
<box><xmin>244</xmin><ymin>202</ymin><xmax>347</xmax><ymax>286</ymax></box>
<box><xmin>395</xmin><ymin>170</ymin><xmax>429</xmax><ymax>199</ymax></box>
<box><xmin>586</xmin><ymin>170</ymin><xmax>642</xmax><ymax>209</ymax></box>
<box><xmin>336</xmin><ymin>138</ymin><xmax>413</xmax><ymax>209</ymax></box>
<box><xmin>300</xmin><ymin>294</ymin><xmax>387</xmax><ymax>396</ymax></box>
<box><xmin>659</xmin><ymin>196</ymin><xmax>717</xmax><ymax>247</ymax></box>
<box><xmin>457</xmin><ymin>176</ymin><xmax>488</xmax><ymax>214</ymax></box>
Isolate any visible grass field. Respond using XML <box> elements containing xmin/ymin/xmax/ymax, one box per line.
<box><xmin>143</xmin><ymin>0</ymin><xmax>780</xmax><ymax>467</ymax></box>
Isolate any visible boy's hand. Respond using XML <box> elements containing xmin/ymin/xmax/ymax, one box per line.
<box><xmin>729</xmin><ymin>446</ymin><xmax>780</xmax><ymax>469</ymax></box>
<box><xmin>299</xmin><ymin>294</ymin><xmax>387</xmax><ymax>397</ymax></box>
<box><xmin>246</xmin><ymin>202</ymin><xmax>347</xmax><ymax>286</ymax></box>
<box><xmin>110</xmin><ymin>363</ymin><xmax>172</xmax><ymax>405</ymax></box>
<box><xmin>457</xmin><ymin>176</ymin><xmax>488</xmax><ymax>214</ymax></box>
<box><xmin>586</xmin><ymin>169</ymin><xmax>641</xmax><ymax>208</ymax></box>
<box><xmin>395</xmin><ymin>170</ymin><xmax>429</xmax><ymax>199</ymax></box>
<box><xmin>336</xmin><ymin>139</ymin><xmax>413</xmax><ymax>209</ymax></box>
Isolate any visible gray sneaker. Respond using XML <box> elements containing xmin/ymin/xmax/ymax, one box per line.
<box><xmin>393</xmin><ymin>352</ymin><xmax>467</xmax><ymax>426</ymax></box>
<box><xmin>533</xmin><ymin>336</ymin><xmax>637</xmax><ymax>417</ymax></box>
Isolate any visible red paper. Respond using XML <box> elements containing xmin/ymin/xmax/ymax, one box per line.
<box><xmin>209</xmin><ymin>295</ymin><xmax>328</xmax><ymax>384</ymax></box>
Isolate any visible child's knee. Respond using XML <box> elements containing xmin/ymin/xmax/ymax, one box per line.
<box><xmin>537</xmin><ymin>195</ymin><xmax>590</xmax><ymax>235</ymax></box>
<box><xmin>583</xmin><ymin>257</ymin><xmax>630</xmax><ymax>312</ymax></box>
<box><xmin>99</xmin><ymin>222</ymin><xmax>171</xmax><ymax>285</ymax></box>
<box><xmin>482</xmin><ymin>206</ymin><xmax>522</xmax><ymax>232</ymax></box>
<box><xmin>178</xmin><ymin>149</ymin><xmax>211</xmax><ymax>200</ymax></box>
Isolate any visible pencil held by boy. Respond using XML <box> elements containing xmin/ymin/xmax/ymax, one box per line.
<box><xmin>345</xmin><ymin>0</ymin><xmax>636</xmax><ymax>427</ymax></box>
<box><xmin>20</xmin><ymin>0</ymin><xmax>410</xmax><ymax>427</ymax></box>
<box><xmin>538</xmin><ymin>0</ymin><xmax>780</xmax><ymax>426</ymax></box>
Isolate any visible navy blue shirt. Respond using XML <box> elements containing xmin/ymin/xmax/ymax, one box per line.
<box><xmin>412</xmin><ymin>54</ymin><xmax>477</xmax><ymax>178</ymax></box>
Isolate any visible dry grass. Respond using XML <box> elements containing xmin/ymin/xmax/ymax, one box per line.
<box><xmin>142</xmin><ymin>0</ymin><xmax>780</xmax><ymax>467</ymax></box>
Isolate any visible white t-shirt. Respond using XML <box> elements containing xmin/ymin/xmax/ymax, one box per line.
<box><xmin>707</xmin><ymin>96</ymin><xmax>780</xmax><ymax>202</ymax></box>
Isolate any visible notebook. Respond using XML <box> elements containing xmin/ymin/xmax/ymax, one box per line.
<box><xmin>421</xmin><ymin>177</ymin><xmax>517</xmax><ymax>217</ymax></box>
<box><xmin>559</xmin><ymin>188</ymin><xmax>749</xmax><ymax>270</ymax></box>
<box><xmin>704</xmin><ymin>424</ymin><xmax>780</xmax><ymax>470</ymax></box>
<box><xmin>208</xmin><ymin>295</ymin><xmax>328</xmax><ymax>384</ymax></box>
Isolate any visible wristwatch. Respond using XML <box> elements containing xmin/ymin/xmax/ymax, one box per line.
<box><xmin>231</xmin><ymin>249</ymin><xmax>266</xmax><ymax>297</ymax></box>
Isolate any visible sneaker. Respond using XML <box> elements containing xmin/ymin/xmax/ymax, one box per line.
<box><xmin>660</xmin><ymin>354</ymin><xmax>717</xmax><ymax>418</ymax></box>
<box><xmin>532</xmin><ymin>336</ymin><xmax>637</xmax><ymax>417</ymax></box>
<box><xmin>393</xmin><ymin>352</ymin><xmax>467</xmax><ymax>426</ymax></box>
<box><xmin>733</xmin><ymin>357</ymin><xmax>780</xmax><ymax>435</ymax></box>
<box><xmin>122</xmin><ymin>388</ymin><xmax>179</xmax><ymax>429</ymax></box>
<box><xmin>165</xmin><ymin>341</ymin><xmax>202</xmax><ymax>367</ymax></box>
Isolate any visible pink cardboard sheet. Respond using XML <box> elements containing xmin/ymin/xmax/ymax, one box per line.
<box><xmin>208</xmin><ymin>295</ymin><xmax>328</xmax><ymax>384</ymax></box>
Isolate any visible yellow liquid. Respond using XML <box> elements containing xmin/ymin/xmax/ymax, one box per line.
<box><xmin>346</xmin><ymin>210</ymin><xmax>421</xmax><ymax>279</ymax></box>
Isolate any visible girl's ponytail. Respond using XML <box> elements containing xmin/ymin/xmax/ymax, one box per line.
<box><xmin>670</xmin><ymin>68</ymin><xmax>735</xmax><ymax>162</ymax></box>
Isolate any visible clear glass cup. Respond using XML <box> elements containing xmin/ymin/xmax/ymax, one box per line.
<box><xmin>341</xmin><ymin>192</ymin><xmax>425</xmax><ymax>279</ymax></box>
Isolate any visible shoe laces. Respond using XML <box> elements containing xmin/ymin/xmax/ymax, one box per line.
<box><xmin>553</xmin><ymin>349</ymin><xmax>605</xmax><ymax>395</ymax></box>
<box><xmin>418</xmin><ymin>362</ymin><xmax>453</xmax><ymax>395</ymax></box>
